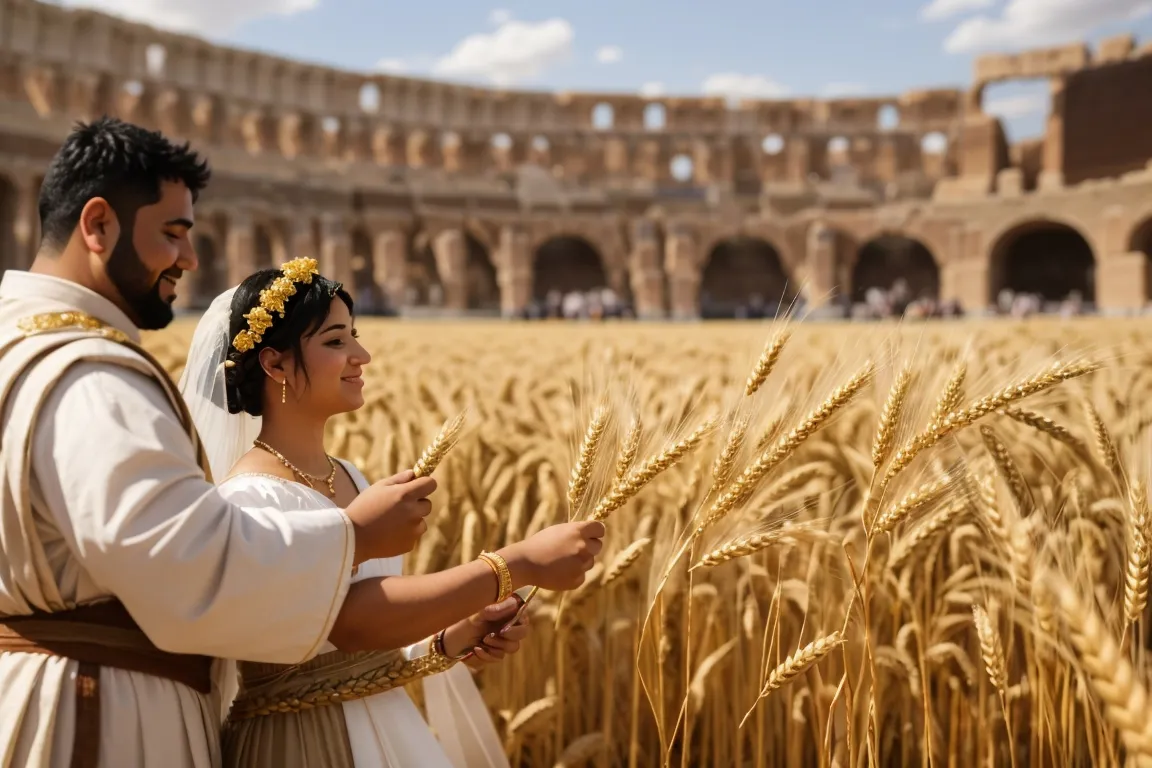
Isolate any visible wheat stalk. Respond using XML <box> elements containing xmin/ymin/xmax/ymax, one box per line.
<box><xmin>412</xmin><ymin>411</ymin><xmax>467</xmax><ymax>477</ymax></box>
<box><xmin>740</xmin><ymin>632</ymin><xmax>844</xmax><ymax>728</ymax></box>
<box><xmin>1047</xmin><ymin>576</ymin><xmax>1152</xmax><ymax>765</ymax></box>
<box><xmin>701</xmin><ymin>361</ymin><xmax>874</xmax><ymax>533</ymax></box>
<box><xmin>745</xmin><ymin>330</ymin><xmax>790</xmax><ymax>396</ymax></box>
<box><xmin>873</xmin><ymin>364</ymin><xmax>913</xmax><ymax>470</ymax></box>
<box><xmin>590</xmin><ymin>418</ymin><xmax>716</xmax><ymax>522</ymax></box>
<box><xmin>568</xmin><ymin>403</ymin><xmax>610</xmax><ymax>514</ymax></box>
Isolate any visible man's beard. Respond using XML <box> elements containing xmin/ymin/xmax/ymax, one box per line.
<box><xmin>106</xmin><ymin>237</ymin><xmax>177</xmax><ymax>331</ymax></box>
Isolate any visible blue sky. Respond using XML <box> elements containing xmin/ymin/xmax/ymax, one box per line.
<box><xmin>62</xmin><ymin>0</ymin><xmax>1152</xmax><ymax>140</ymax></box>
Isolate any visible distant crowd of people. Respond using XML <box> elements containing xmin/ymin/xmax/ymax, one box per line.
<box><xmin>351</xmin><ymin>279</ymin><xmax>1101</xmax><ymax>321</ymax></box>
<box><xmin>519</xmin><ymin>288</ymin><xmax>636</xmax><ymax>320</ymax></box>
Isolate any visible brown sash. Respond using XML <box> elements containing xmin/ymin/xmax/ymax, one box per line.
<box><xmin>0</xmin><ymin>600</ymin><xmax>214</xmax><ymax>768</ymax></box>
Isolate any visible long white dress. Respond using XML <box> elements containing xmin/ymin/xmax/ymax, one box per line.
<box><xmin>217</xmin><ymin>462</ymin><xmax>509</xmax><ymax>768</ymax></box>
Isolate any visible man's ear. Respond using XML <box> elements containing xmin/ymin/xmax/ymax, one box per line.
<box><xmin>258</xmin><ymin>347</ymin><xmax>286</xmax><ymax>381</ymax></box>
<box><xmin>78</xmin><ymin>198</ymin><xmax>120</xmax><ymax>259</ymax></box>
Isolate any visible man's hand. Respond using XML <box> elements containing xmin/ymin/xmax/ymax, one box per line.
<box><xmin>440</xmin><ymin>597</ymin><xmax>532</xmax><ymax>665</ymax></box>
<box><xmin>345</xmin><ymin>470</ymin><xmax>436</xmax><ymax>562</ymax></box>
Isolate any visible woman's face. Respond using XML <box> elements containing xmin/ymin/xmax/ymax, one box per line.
<box><xmin>286</xmin><ymin>298</ymin><xmax>371</xmax><ymax>416</ymax></box>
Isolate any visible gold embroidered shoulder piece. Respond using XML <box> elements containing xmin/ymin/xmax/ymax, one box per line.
<box><xmin>16</xmin><ymin>311</ymin><xmax>130</xmax><ymax>344</ymax></box>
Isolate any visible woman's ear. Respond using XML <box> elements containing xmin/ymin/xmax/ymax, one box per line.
<box><xmin>257</xmin><ymin>347</ymin><xmax>286</xmax><ymax>381</ymax></box>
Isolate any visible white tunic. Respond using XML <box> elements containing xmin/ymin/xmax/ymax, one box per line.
<box><xmin>0</xmin><ymin>271</ymin><xmax>356</xmax><ymax>768</ymax></box>
<box><xmin>218</xmin><ymin>465</ymin><xmax>509</xmax><ymax>768</ymax></box>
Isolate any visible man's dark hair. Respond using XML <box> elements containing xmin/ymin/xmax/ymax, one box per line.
<box><xmin>37</xmin><ymin>116</ymin><xmax>212</xmax><ymax>249</ymax></box>
<box><xmin>224</xmin><ymin>269</ymin><xmax>354</xmax><ymax>416</ymax></box>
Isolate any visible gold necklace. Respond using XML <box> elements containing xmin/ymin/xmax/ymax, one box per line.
<box><xmin>254</xmin><ymin>439</ymin><xmax>337</xmax><ymax>497</ymax></box>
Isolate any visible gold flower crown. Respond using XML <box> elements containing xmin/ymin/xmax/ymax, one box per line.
<box><xmin>231</xmin><ymin>257</ymin><xmax>320</xmax><ymax>353</ymax></box>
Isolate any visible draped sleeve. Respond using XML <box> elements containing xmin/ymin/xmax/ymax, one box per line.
<box><xmin>31</xmin><ymin>361</ymin><xmax>356</xmax><ymax>664</ymax></box>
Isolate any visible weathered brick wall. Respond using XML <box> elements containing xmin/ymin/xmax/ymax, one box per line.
<box><xmin>1063</xmin><ymin>56</ymin><xmax>1152</xmax><ymax>185</ymax></box>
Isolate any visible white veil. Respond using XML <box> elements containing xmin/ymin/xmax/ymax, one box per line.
<box><xmin>177</xmin><ymin>286</ymin><xmax>263</xmax><ymax>482</ymax></box>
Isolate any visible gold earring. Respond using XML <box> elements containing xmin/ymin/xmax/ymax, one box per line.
<box><xmin>281</xmin><ymin>379</ymin><xmax>287</xmax><ymax>404</ymax></box>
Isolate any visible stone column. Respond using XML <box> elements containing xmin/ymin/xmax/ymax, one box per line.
<box><xmin>664</xmin><ymin>224</ymin><xmax>701</xmax><ymax>320</ymax></box>
<box><xmin>431</xmin><ymin>228</ymin><xmax>469</xmax><ymax>312</ymax></box>
<box><xmin>10</xmin><ymin>174</ymin><xmax>41</xmax><ymax>270</ymax></box>
<box><xmin>372</xmin><ymin>229</ymin><xmax>409</xmax><ymax>311</ymax></box>
<box><xmin>628</xmin><ymin>219</ymin><xmax>665</xmax><ymax>319</ymax></box>
<box><xmin>1096</xmin><ymin>252</ymin><xmax>1148</xmax><ymax>314</ymax></box>
<box><xmin>320</xmin><ymin>217</ymin><xmax>354</xmax><ymax>289</ymax></box>
<box><xmin>1039</xmin><ymin>77</ymin><xmax>1066</xmax><ymax>191</ymax></box>
<box><xmin>804</xmin><ymin>221</ymin><xmax>839</xmax><ymax>310</ymax></box>
<box><xmin>225</xmin><ymin>212</ymin><xmax>257</xmax><ymax>287</ymax></box>
<box><xmin>495</xmin><ymin>225</ymin><xmax>532</xmax><ymax>317</ymax></box>
<box><xmin>288</xmin><ymin>217</ymin><xmax>317</xmax><ymax>261</ymax></box>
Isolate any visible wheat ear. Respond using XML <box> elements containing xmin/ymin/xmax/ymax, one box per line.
<box><xmin>972</xmin><ymin>604</ymin><xmax>1008</xmax><ymax>695</ymax></box>
<box><xmin>1047</xmin><ymin>577</ymin><xmax>1152</xmax><ymax>764</ymax></box>
<box><xmin>710</xmin><ymin>417</ymin><xmax>749</xmax><ymax>496</ymax></box>
<box><xmin>590</xmin><ymin>418</ymin><xmax>716</xmax><ymax>522</ymax></box>
<box><xmin>739</xmin><ymin>632</ymin><xmax>844</xmax><ymax>728</ymax></box>
<box><xmin>929</xmin><ymin>360</ymin><xmax>967</xmax><ymax>427</ymax></box>
<box><xmin>872</xmin><ymin>475</ymin><xmax>952</xmax><ymax>535</ymax></box>
<box><xmin>568</xmin><ymin>403</ymin><xmax>610</xmax><ymax>514</ymax></box>
<box><xmin>1084</xmin><ymin>400</ymin><xmax>1126</xmax><ymax>489</ymax></box>
<box><xmin>692</xmin><ymin>522</ymin><xmax>827</xmax><ymax>570</ymax></box>
<box><xmin>979</xmin><ymin>426</ymin><xmax>1032</xmax><ymax>517</ymax></box>
<box><xmin>614</xmin><ymin>416</ymin><xmax>643</xmax><ymax>482</ymax></box>
<box><xmin>412</xmin><ymin>411</ymin><xmax>467</xmax><ymax>477</ymax></box>
<box><xmin>701</xmin><ymin>361</ymin><xmax>874</xmax><ymax>533</ymax></box>
<box><xmin>745</xmin><ymin>330</ymin><xmax>790</xmax><ymax>396</ymax></box>
<box><xmin>998</xmin><ymin>406</ymin><xmax>1091</xmax><ymax>461</ymax></box>
<box><xmin>873</xmin><ymin>364</ymin><xmax>914</xmax><ymax>470</ymax></box>
<box><xmin>1125</xmin><ymin>479</ymin><xmax>1151</xmax><ymax>628</ymax></box>
<box><xmin>602</xmin><ymin>537</ymin><xmax>652</xmax><ymax>585</ymax></box>
<box><xmin>881</xmin><ymin>360</ymin><xmax>1100</xmax><ymax>488</ymax></box>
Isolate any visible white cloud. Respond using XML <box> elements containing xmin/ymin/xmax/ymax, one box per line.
<box><xmin>701</xmin><ymin>73</ymin><xmax>790</xmax><ymax>104</ymax></box>
<box><xmin>639</xmin><ymin>81</ymin><xmax>665</xmax><ymax>97</ymax></box>
<box><xmin>821</xmin><ymin>82</ymin><xmax>869</xmax><ymax>97</ymax></box>
<box><xmin>376</xmin><ymin>58</ymin><xmax>409</xmax><ymax>74</ymax></box>
<box><xmin>984</xmin><ymin>92</ymin><xmax>1048</xmax><ymax>118</ymax></box>
<box><xmin>919</xmin><ymin>0</ymin><xmax>994</xmax><ymax>22</ymax></box>
<box><xmin>57</xmin><ymin>0</ymin><xmax>316</xmax><ymax>36</ymax></box>
<box><xmin>596</xmin><ymin>45</ymin><xmax>623</xmax><ymax>64</ymax></box>
<box><xmin>433</xmin><ymin>18</ymin><xmax>574</xmax><ymax>86</ymax></box>
<box><xmin>944</xmin><ymin>0</ymin><xmax>1152</xmax><ymax>53</ymax></box>
<box><xmin>489</xmin><ymin>8</ymin><xmax>512</xmax><ymax>25</ymax></box>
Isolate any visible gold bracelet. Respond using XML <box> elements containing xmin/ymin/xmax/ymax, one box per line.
<box><xmin>478</xmin><ymin>551</ymin><xmax>513</xmax><ymax>603</ymax></box>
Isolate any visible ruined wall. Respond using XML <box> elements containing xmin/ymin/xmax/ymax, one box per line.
<box><xmin>1062</xmin><ymin>55</ymin><xmax>1152</xmax><ymax>185</ymax></box>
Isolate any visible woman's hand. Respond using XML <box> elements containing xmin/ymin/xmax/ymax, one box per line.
<box><xmin>440</xmin><ymin>597</ymin><xmax>531</xmax><ymax>665</ymax></box>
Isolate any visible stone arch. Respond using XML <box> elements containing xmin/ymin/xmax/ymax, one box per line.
<box><xmin>533</xmin><ymin>235</ymin><xmax>610</xmax><ymax>303</ymax></box>
<box><xmin>252</xmin><ymin>222</ymin><xmax>279</xmax><ymax>270</ymax></box>
<box><xmin>1128</xmin><ymin>215</ymin><xmax>1152</xmax><ymax>302</ymax></box>
<box><xmin>350</xmin><ymin>227</ymin><xmax>387</xmax><ymax>314</ymax></box>
<box><xmin>850</xmin><ymin>235</ymin><xmax>940</xmax><ymax>306</ymax></box>
<box><xmin>407</xmin><ymin>233</ymin><xmax>443</xmax><ymax>307</ymax></box>
<box><xmin>0</xmin><ymin>174</ymin><xmax>19</xmax><ymax>274</ymax></box>
<box><xmin>700</xmin><ymin>236</ymin><xmax>795</xmax><ymax>319</ymax></box>
<box><xmin>989</xmin><ymin>219</ymin><xmax>1096</xmax><ymax>306</ymax></box>
<box><xmin>190</xmin><ymin>232</ymin><xmax>225</xmax><ymax>309</ymax></box>
<box><xmin>463</xmin><ymin>234</ymin><xmax>500</xmax><ymax>312</ymax></box>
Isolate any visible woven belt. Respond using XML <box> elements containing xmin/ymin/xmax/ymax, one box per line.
<box><xmin>228</xmin><ymin>645</ymin><xmax>458</xmax><ymax>720</ymax></box>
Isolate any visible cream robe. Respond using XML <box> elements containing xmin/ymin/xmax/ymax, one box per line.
<box><xmin>0</xmin><ymin>271</ymin><xmax>356</xmax><ymax>768</ymax></box>
<box><xmin>219</xmin><ymin>464</ymin><xmax>509</xmax><ymax>768</ymax></box>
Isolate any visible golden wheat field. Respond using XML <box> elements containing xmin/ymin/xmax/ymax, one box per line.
<box><xmin>146</xmin><ymin>316</ymin><xmax>1152</xmax><ymax>768</ymax></box>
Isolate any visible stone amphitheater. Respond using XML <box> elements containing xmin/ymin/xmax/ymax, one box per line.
<box><xmin>0</xmin><ymin>0</ymin><xmax>1149</xmax><ymax>319</ymax></box>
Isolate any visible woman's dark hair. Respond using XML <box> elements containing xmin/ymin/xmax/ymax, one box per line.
<box><xmin>224</xmin><ymin>268</ymin><xmax>354</xmax><ymax>416</ymax></box>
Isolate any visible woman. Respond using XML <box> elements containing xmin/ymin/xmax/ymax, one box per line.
<box><xmin>178</xmin><ymin>257</ymin><xmax>601</xmax><ymax>768</ymax></box>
